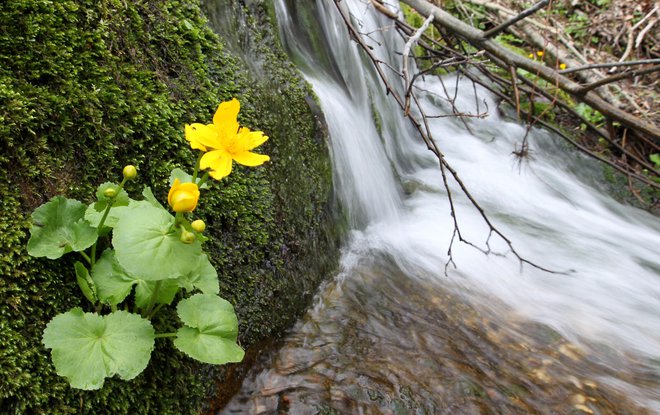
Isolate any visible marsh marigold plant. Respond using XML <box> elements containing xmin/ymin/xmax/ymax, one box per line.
<box><xmin>27</xmin><ymin>99</ymin><xmax>269</xmax><ymax>390</ymax></box>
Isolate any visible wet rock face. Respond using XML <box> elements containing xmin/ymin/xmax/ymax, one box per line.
<box><xmin>0</xmin><ymin>0</ymin><xmax>338</xmax><ymax>413</ymax></box>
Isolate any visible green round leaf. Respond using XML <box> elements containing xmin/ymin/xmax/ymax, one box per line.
<box><xmin>141</xmin><ymin>186</ymin><xmax>164</xmax><ymax>209</ymax></box>
<box><xmin>113</xmin><ymin>202</ymin><xmax>202</xmax><ymax>281</ymax></box>
<box><xmin>178</xmin><ymin>254</ymin><xmax>219</xmax><ymax>295</ymax></box>
<box><xmin>27</xmin><ymin>196</ymin><xmax>97</xmax><ymax>259</ymax></box>
<box><xmin>173</xmin><ymin>294</ymin><xmax>244</xmax><ymax>364</ymax></box>
<box><xmin>42</xmin><ymin>308</ymin><xmax>155</xmax><ymax>390</ymax></box>
<box><xmin>92</xmin><ymin>250</ymin><xmax>137</xmax><ymax>306</ymax></box>
<box><xmin>174</xmin><ymin>326</ymin><xmax>244</xmax><ymax>365</ymax></box>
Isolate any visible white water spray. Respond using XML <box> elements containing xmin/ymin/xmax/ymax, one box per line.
<box><xmin>273</xmin><ymin>0</ymin><xmax>660</xmax><ymax>410</ymax></box>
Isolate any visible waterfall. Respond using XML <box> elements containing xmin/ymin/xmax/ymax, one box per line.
<box><xmin>226</xmin><ymin>1</ymin><xmax>660</xmax><ymax>412</ymax></box>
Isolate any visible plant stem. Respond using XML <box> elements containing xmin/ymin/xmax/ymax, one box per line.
<box><xmin>110</xmin><ymin>304</ymin><xmax>117</xmax><ymax>312</ymax></box>
<box><xmin>191</xmin><ymin>153</ymin><xmax>203</xmax><ymax>183</ymax></box>
<box><xmin>143</xmin><ymin>281</ymin><xmax>162</xmax><ymax>318</ymax></box>
<box><xmin>90</xmin><ymin>176</ymin><xmax>128</xmax><ymax>266</ymax></box>
<box><xmin>79</xmin><ymin>251</ymin><xmax>92</xmax><ymax>265</ymax></box>
<box><xmin>154</xmin><ymin>332</ymin><xmax>177</xmax><ymax>339</ymax></box>
<box><xmin>148</xmin><ymin>303</ymin><xmax>166</xmax><ymax>319</ymax></box>
<box><xmin>196</xmin><ymin>172</ymin><xmax>210</xmax><ymax>188</ymax></box>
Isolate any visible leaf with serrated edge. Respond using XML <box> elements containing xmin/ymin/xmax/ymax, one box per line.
<box><xmin>42</xmin><ymin>308</ymin><xmax>154</xmax><ymax>390</ymax></box>
<box><xmin>113</xmin><ymin>201</ymin><xmax>202</xmax><ymax>281</ymax></box>
<box><xmin>173</xmin><ymin>294</ymin><xmax>243</xmax><ymax>364</ymax></box>
<box><xmin>27</xmin><ymin>196</ymin><xmax>97</xmax><ymax>259</ymax></box>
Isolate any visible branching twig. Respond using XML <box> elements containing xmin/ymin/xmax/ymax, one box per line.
<box><xmin>560</xmin><ymin>59</ymin><xmax>660</xmax><ymax>75</ymax></box>
<box><xmin>334</xmin><ymin>0</ymin><xmax>564</xmax><ymax>274</ymax></box>
<box><xmin>577</xmin><ymin>65</ymin><xmax>660</xmax><ymax>94</ymax></box>
<box><xmin>482</xmin><ymin>0</ymin><xmax>549</xmax><ymax>39</ymax></box>
<box><xmin>399</xmin><ymin>0</ymin><xmax>660</xmax><ymax>141</ymax></box>
<box><xmin>403</xmin><ymin>13</ymin><xmax>435</xmax><ymax>115</ymax></box>
<box><xmin>378</xmin><ymin>1</ymin><xmax>660</xmax><ymax>187</ymax></box>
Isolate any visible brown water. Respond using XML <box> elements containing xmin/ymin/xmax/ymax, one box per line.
<box><xmin>220</xmin><ymin>254</ymin><xmax>656</xmax><ymax>414</ymax></box>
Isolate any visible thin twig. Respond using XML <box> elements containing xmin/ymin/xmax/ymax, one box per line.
<box><xmin>482</xmin><ymin>0</ymin><xmax>549</xmax><ymax>39</ymax></box>
<box><xmin>403</xmin><ymin>13</ymin><xmax>435</xmax><ymax>115</ymax></box>
<box><xmin>336</xmin><ymin>0</ymin><xmax>564</xmax><ymax>273</ymax></box>
<box><xmin>560</xmin><ymin>59</ymin><xmax>660</xmax><ymax>75</ymax></box>
<box><xmin>577</xmin><ymin>65</ymin><xmax>660</xmax><ymax>94</ymax></box>
<box><xmin>509</xmin><ymin>65</ymin><xmax>521</xmax><ymax>118</ymax></box>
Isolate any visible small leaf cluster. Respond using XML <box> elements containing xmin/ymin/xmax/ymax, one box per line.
<box><xmin>27</xmin><ymin>168</ymin><xmax>244</xmax><ymax>390</ymax></box>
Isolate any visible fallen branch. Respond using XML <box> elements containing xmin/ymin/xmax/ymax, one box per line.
<box><xmin>384</xmin><ymin>2</ymin><xmax>660</xmax><ymax>184</ymax></box>
<box><xmin>399</xmin><ymin>0</ymin><xmax>660</xmax><ymax>145</ymax></box>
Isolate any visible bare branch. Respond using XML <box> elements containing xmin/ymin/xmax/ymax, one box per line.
<box><xmin>560</xmin><ymin>59</ymin><xmax>660</xmax><ymax>75</ymax></box>
<box><xmin>399</xmin><ymin>0</ymin><xmax>660</xmax><ymax>140</ymax></box>
<box><xmin>403</xmin><ymin>13</ymin><xmax>435</xmax><ymax>115</ymax></box>
<box><xmin>577</xmin><ymin>65</ymin><xmax>660</xmax><ymax>94</ymax></box>
<box><xmin>370</xmin><ymin>1</ymin><xmax>660</xmax><ymax>187</ymax></box>
<box><xmin>482</xmin><ymin>0</ymin><xmax>549</xmax><ymax>39</ymax></box>
<box><xmin>333</xmin><ymin>0</ymin><xmax>566</xmax><ymax>273</ymax></box>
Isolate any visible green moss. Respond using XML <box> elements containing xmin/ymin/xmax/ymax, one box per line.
<box><xmin>0</xmin><ymin>0</ymin><xmax>338</xmax><ymax>413</ymax></box>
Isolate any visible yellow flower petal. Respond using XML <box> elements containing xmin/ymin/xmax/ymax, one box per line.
<box><xmin>167</xmin><ymin>178</ymin><xmax>200</xmax><ymax>213</ymax></box>
<box><xmin>185</xmin><ymin>123</ymin><xmax>220</xmax><ymax>151</ymax></box>
<box><xmin>200</xmin><ymin>150</ymin><xmax>233</xmax><ymax>179</ymax></box>
<box><xmin>171</xmin><ymin>193</ymin><xmax>197</xmax><ymax>212</ymax></box>
<box><xmin>237</xmin><ymin>127</ymin><xmax>269</xmax><ymax>152</ymax></box>
<box><xmin>213</xmin><ymin>98</ymin><xmax>240</xmax><ymax>135</ymax></box>
<box><xmin>232</xmin><ymin>151</ymin><xmax>270</xmax><ymax>167</ymax></box>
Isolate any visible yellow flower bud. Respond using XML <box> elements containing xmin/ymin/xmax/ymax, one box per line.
<box><xmin>180</xmin><ymin>229</ymin><xmax>196</xmax><ymax>244</ymax></box>
<box><xmin>559</xmin><ymin>63</ymin><xmax>567</xmax><ymax>70</ymax></box>
<box><xmin>536</xmin><ymin>51</ymin><xmax>544</xmax><ymax>57</ymax></box>
<box><xmin>191</xmin><ymin>219</ymin><xmax>206</xmax><ymax>233</ymax></box>
<box><xmin>123</xmin><ymin>165</ymin><xmax>137</xmax><ymax>180</ymax></box>
<box><xmin>103</xmin><ymin>188</ymin><xmax>117</xmax><ymax>198</ymax></box>
<box><xmin>168</xmin><ymin>178</ymin><xmax>200</xmax><ymax>213</ymax></box>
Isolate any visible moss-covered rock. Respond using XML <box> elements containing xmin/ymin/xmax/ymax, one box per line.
<box><xmin>0</xmin><ymin>0</ymin><xmax>338</xmax><ymax>413</ymax></box>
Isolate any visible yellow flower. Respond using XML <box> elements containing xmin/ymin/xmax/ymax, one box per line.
<box><xmin>536</xmin><ymin>51</ymin><xmax>544</xmax><ymax>57</ymax></box>
<box><xmin>559</xmin><ymin>63</ymin><xmax>567</xmax><ymax>70</ymax></box>
<box><xmin>168</xmin><ymin>178</ymin><xmax>200</xmax><ymax>213</ymax></box>
<box><xmin>528</xmin><ymin>53</ymin><xmax>534</xmax><ymax>59</ymax></box>
<box><xmin>185</xmin><ymin>98</ymin><xmax>270</xmax><ymax>180</ymax></box>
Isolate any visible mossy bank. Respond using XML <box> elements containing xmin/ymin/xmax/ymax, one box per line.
<box><xmin>0</xmin><ymin>0</ymin><xmax>339</xmax><ymax>413</ymax></box>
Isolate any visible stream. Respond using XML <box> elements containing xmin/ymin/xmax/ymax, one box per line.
<box><xmin>220</xmin><ymin>1</ymin><xmax>660</xmax><ymax>413</ymax></box>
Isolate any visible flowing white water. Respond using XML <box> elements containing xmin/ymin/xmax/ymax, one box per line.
<box><xmin>231</xmin><ymin>0</ymin><xmax>660</xmax><ymax>412</ymax></box>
